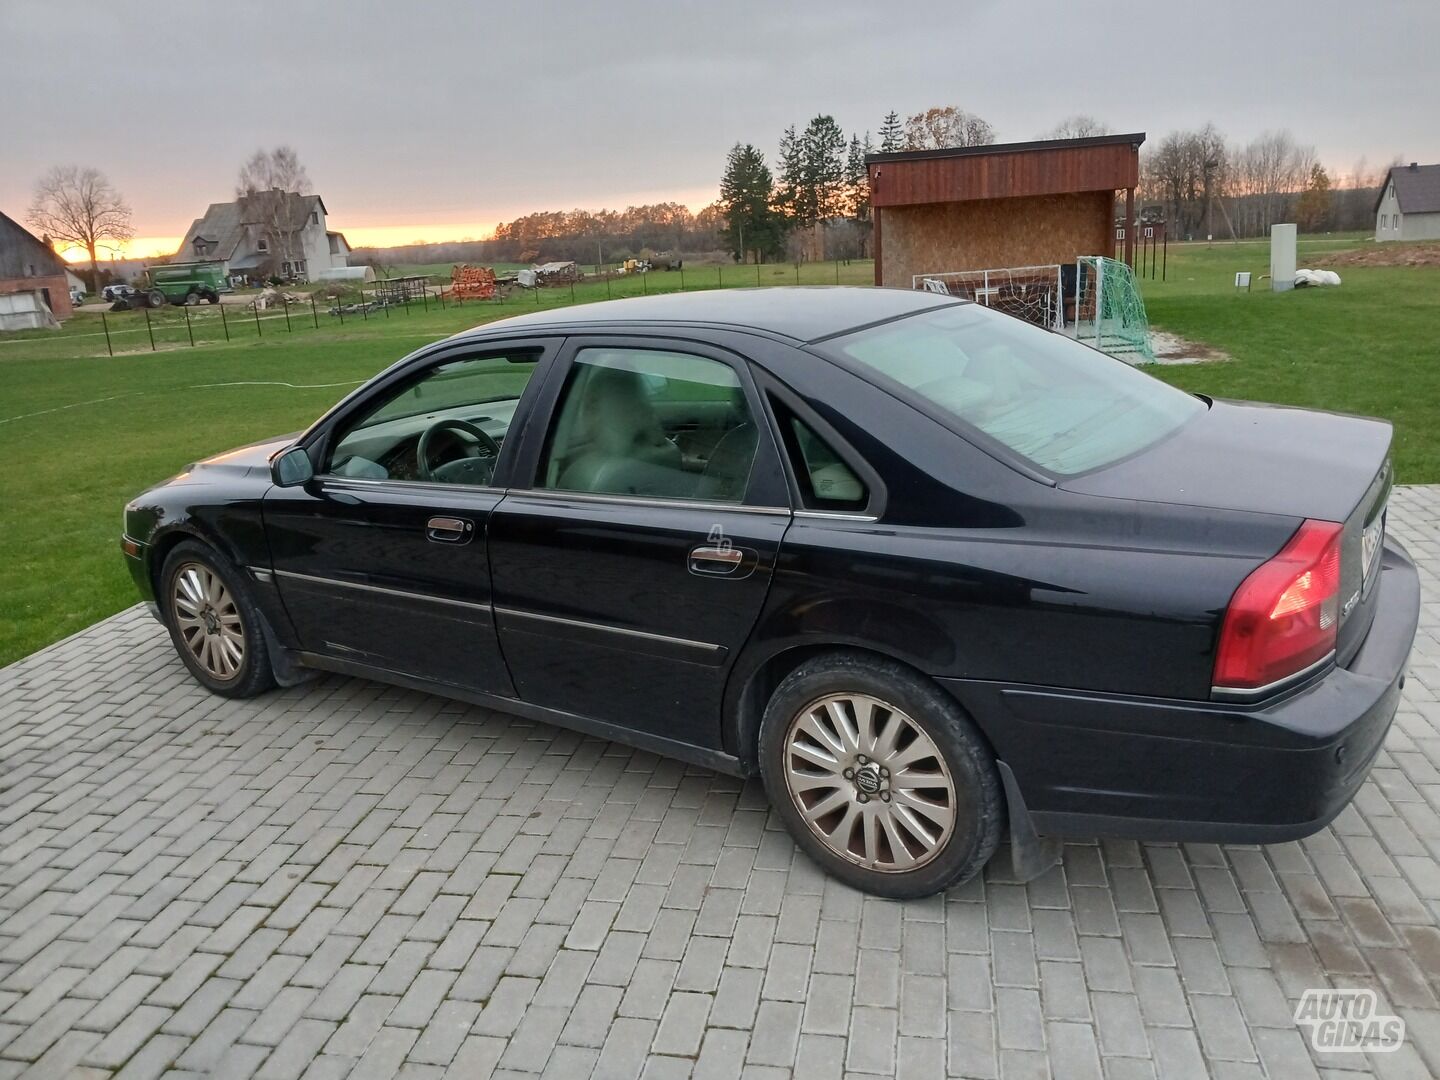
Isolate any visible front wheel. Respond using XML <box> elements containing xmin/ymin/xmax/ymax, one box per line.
<box><xmin>758</xmin><ymin>652</ymin><xmax>1004</xmax><ymax>898</ymax></box>
<box><xmin>160</xmin><ymin>541</ymin><xmax>276</xmax><ymax>698</ymax></box>
<box><xmin>146</xmin><ymin>289</ymin><xmax>165</xmax><ymax>308</ymax></box>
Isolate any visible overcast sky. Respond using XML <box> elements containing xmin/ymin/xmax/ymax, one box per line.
<box><xmin>3</xmin><ymin>0</ymin><xmax>1435</xmax><ymax>257</ymax></box>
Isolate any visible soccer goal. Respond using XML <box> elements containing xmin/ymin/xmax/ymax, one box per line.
<box><xmin>914</xmin><ymin>255</ymin><xmax>1154</xmax><ymax>363</ymax></box>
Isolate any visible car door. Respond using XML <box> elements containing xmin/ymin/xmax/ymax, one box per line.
<box><xmin>488</xmin><ymin>336</ymin><xmax>793</xmax><ymax>751</ymax></box>
<box><xmin>262</xmin><ymin>339</ymin><xmax>558</xmax><ymax>695</ymax></box>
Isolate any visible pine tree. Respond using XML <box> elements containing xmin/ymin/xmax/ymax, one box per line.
<box><xmin>844</xmin><ymin>134</ymin><xmax>871</xmax><ymax>221</ymax></box>
<box><xmin>802</xmin><ymin>116</ymin><xmax>847</xmax><ymax>222</ymax></box>
<box><xmin>879</xmin><ymin>111</ymin><xmax>903</xmax><ymax>153</ymax></box>
<box><xmin>774</xmin><ymin>126</ymin><xmax>803</xmax><ymax>222</ymax></box>
<box><xmin>719</xmin><ymin>143</ymin><xmax>783</xmax><ymax>263</ymax></box>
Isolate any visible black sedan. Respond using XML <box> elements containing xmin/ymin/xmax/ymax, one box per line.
<box><xmin>122</xmin><ymin>288</ymin><xmax>1420</xmax><ymax>898</ymax></box>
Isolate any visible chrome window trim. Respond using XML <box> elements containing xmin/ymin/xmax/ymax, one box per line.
<box><xmin>494</xmin><ymin>606</ymin><xmax>724</xmax><ymax>655</ymax></box>
<box><xmin>272</xmin><ymin>569</ymin><xmax>492</xmax><ymax>615</ymax></box>
<box><xmin>794</xmin><ymin>510</ymin><xmax>880</xmax><ymax>523</ymax></box>
<box><xmin>315</xmin><ymin>475</ymin><xmax>507</xmax><ymax>498</ymax></box>
<box><xmin>512</xmin><ymin>487</ymin><xmax>791</xmax><ymax>517</ymax></box>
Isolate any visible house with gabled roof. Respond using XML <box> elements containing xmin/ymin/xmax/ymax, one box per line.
<box><xmin>1375</xmin><ymin>163</ymin><xmax>1440</xmax><ymax>242</ymax></box>
<box><xmin>174</xmin><ymin>190</ymin><xmax>350</xmax><ymax>281</ymax></box>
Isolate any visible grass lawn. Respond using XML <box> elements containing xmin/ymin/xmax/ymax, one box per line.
<box><xmin>1140</xmin><ymin>235</ymin><xmax>1440</xmax><ymax>481</ymax></box>
<box><xmin>0</xmin><ymin>242</ymin><xmax>1435</xmax><ymax>667</ymax></box>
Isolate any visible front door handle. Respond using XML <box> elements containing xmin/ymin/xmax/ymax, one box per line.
<box><xmin>688</xmin><ymin>543</ymin><xmax>744</xmax><ymax>575</ymax></box>
<box><xmin>426</xmin><ymin>516</ymin><xmax>474</xmax><ymax>544</ymax></box>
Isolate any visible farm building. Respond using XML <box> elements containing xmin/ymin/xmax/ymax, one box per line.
<box><xmin>0</xmin><ymin>210</ymin><xmax>73</xmax><ymax>327</ymax></box>
<box><xmin>174</xmin><ymin>191</ymin><xmax>351</xmax><ymax>282</ymax></box>
<box><xmin>1375</xmin><ymin>163</ymin><xmax>1440</xmax><ymax>241</ymax></box>
<box><xmin>866</xmin><ymin>133</ymin><xmax>1144</xmax><ymax>287</ymax></box>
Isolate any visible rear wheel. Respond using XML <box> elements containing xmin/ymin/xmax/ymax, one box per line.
<box><xmin>184</xmin><ymin>291</ymin><xmax>200</xmax><ymax>306</ymax></box>
<box><xmin>160</xmin><ymin>541</ymin><xmax>275</xmax><ymax>698</ymax></box>
<box><xmin>758</xmin><ymin>652</ymin><xmax>1003</xmax><ymax>898</ymax></box>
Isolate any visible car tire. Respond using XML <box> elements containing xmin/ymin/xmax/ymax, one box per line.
<box><xmin>160</xmin><ymin>540</ymin><xmax>276</xmax><ymax>699</ymax></box>
<box><xmin>758</xmin><ymin>651</ymin><xmax>1003</xmax><ymax>898</ymax></box>
<box><xmin>184</xmin><ymin>291</ymin><xmax>200</xmax><ymax>306</ymax></box>
<box><xmin>147</xmin><ymin>289</ymin><xmax>165</xmax><ymax>308</ymax></box>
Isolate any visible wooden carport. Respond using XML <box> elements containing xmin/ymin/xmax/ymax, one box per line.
<box><xmin>867</xmin><ymin>133</ymin><xmax>1144</xmax><ymax>287</ymax></box>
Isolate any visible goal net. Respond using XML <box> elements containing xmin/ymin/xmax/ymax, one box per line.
<box><xmin>914</xmin><ymin>256</ymin><xmax>1154</xmax><ymax>363</ymax></box>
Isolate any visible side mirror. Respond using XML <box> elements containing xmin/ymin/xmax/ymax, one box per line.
<box><xmin>271</xmin><ymin>446</ymin><xmax>315</xmax><ymax>487</ymax></box>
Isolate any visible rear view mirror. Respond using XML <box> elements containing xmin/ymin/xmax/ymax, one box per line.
<box><xmin>271</xmin><ymin>446</ymin><xmax>315</xmax><ymax>487</ymax></box>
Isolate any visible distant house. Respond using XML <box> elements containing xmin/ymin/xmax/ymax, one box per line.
<box><xmin>0</xmin><ymin>210</ymin><xmax>73</xmax><ymax>327</ymax></box>
<box><xmin>1375</xmin><ymin>163</ymin><xmax>1440</xmax><ymax>242</ymax></box>
<box><xmin>174</xmin><ymin>191</ymin><xmax>351</xmax><ymax>281</ymax></box>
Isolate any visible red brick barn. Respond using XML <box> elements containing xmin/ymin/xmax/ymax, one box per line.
<box><xmin>0</xmin><ymin>210</ymin><xmax>74</xmax><ymax>325</ymax></box>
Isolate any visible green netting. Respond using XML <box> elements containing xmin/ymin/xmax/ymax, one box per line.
<box><xmin>1077</xmin><ymin>255</ymin><xmax>1154</xmax><ymax>363</ymax></box>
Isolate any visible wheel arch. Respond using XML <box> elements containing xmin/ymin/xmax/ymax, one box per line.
<box><xmin>723</xmin><ymin>639</ymin><xmax>1002</xmax><ymax>775</ymax></box>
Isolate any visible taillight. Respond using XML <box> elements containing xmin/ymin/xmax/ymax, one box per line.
<box><xmin>1213</xmin><ymin>519</ymin><xmax>1343</xmax><ymax>693</ymax></box>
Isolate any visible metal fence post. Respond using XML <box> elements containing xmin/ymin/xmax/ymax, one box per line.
<box><xmin>284</xmin><ymin>298</ymin><xmax>292</xmax><ymax>332</ymax></box>
<box><xmin>184</xmin><ymin>306</ymin><xmax>194</xmax><ymax>346</ymax></box>
<box><xmin>144</xmin><ymin>308</ymin><xmax>155</xmax><ymax>351</ymax></box>
<box><xmin>835</xmin><ymin>261</ymin><xmax>840</xmax><ymax>284</ymax></box>
<box><xmin>642</xmin><ymin>272</ymin><xmax>647</xmax><ymax>295</ymax></box>
<box><xmin>605</xmin><ymin>271</ymin><xmax>611</xmax><ymax>299</ymax></box>
<box><xmin>220</xmin><ymin>302</ymin><xmax>230</xmax><ymax>341</ymax></box>
<box><xmin>718</xmin><ymin>265</ymin><xmax>723</xmax><ymax>288</ymax></box>
<box><xmin>337</xmin><ymin>299</ymin><xmax>344</xmax><ymax>325</ymax></box>
<box><xmin>310</xmin><ymin>297</ymin><xmax>318</xmax><ymax>328</ymax></box>
<box><xmin>795</xmin><ymin>264</ymin><xmax>800</xmax><ymax>285</ymax></box>
<box><xmin>679</xmin><ymin>265</ymin><xmax>685</xmax><ymax>291</ymax></box>
<box><xmin>421</xmin><ymin>286</ymin><xmax>428</xmax><ymax>312</ymax></box>
<box><xmin>756</xmin><ymin>263</ymin><xmax>761</xmax><ymax>286</ymax></box>
<box><xmin>570</xmin><ymin>280</ymin><xmax>576</xmax><ymax>304</ymax></box>
<box><xmin>102</xmin><ymin>312</ymin><xmax>113</xmax><ymax>356</ymax></box>
<box><xmin>254</xmin><ymin>302</ymin><xmax>263</xmax><ymax>336</ymax></box>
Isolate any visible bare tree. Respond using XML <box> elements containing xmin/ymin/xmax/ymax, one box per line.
<box><xmin>236</xmin><ymin>146</ymin><xmax>311</xmax><ymax>274</ymax></box>
<box><xmin>27</xmin><ymin>166</ymin><xmax>134</xmax><ymax>291</ymax></box>
<box><xmin>1041</xmin><ymin>115</ymin><xmax>1111</xmax><ymax>139</ymax></box>
<box><xmin>903</xmin><ymin>107</ymin><xmax>995</xmax><ymax>151</ymax></box>
<box><xmin>1141</xmin><ymin>124</ymin><xmax>1228</xmax><ymax>238</ymax></box>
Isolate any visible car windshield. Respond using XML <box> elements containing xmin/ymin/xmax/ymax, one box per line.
<box><xmin>821</xmin><ymin>304</ymin><xmax>1204</xmax><ymax>475</ymax></box>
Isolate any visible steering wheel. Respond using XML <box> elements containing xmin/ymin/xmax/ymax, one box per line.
<box><xmin>416</xmin><ymin>418</ymin><xmax>500</xmax><ymax>483</ymax></box>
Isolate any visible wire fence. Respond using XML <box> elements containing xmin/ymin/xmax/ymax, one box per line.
<box><xmin>0</xmin><ymin>260</ymin><xmax>877</xmax><ymax>364</ymax></box>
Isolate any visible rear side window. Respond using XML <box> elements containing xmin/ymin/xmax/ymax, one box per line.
<box><xmin>821</xmin><ymin>305</ymin><xmax>1203</xmax><ymax>476</ymax></box>
<box><xmin>769</xmin><ymin>400</ymin><xmax>868</xmax><ymax>511</ymax></box>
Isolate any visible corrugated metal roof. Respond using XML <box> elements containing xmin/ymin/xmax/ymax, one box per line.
<box><xmin>865</xmin><ymin>132</ymin><xmax>1145</xmax><ymax>165</ymax></box>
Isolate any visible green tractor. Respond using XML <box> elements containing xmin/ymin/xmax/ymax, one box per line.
<box><xmin>146</xmin><ymin>261</ymin><xmax>229</xmax><ymax>306</ymax></box>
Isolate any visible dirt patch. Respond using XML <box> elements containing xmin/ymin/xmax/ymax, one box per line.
<box><xmin>1150</xmin><ymin>330</ymin><xmax>1230</xmax><ymax>365</ymax></box>
<box><xmin>1312</xmin><ymin>242</ymin><xmax>1440</xmax><ymax>268</ymax></box>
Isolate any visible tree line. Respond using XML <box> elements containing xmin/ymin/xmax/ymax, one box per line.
<box><xmin>30</xmin><ymin>117</ymin><xmax>1401</xmax><ymax>289</ymax></box>
<box><xmin>1142</xmin><ymin>125</ymin><xmax>1389</xmax><ymax>239</ymax></box>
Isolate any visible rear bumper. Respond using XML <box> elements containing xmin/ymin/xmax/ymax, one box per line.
<box><xmin>943</xmin><ymin>540</ymin><xmax>1420</xmax><ymax>844</ymax></box>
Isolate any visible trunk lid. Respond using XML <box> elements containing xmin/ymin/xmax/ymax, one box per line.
<box><xmin>1061</xmin><ymin>398</ymin><xmax>1393</xmax><ymax>662</ymax></box>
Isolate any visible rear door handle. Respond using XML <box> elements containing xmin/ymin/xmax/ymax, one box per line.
<box><xmin>426</xmin><ymin>516</ymin><xmax>474</xmax><ymax>544</ymax></box>
<box><xmin>688</xmin><ymin>544</ymin><xmax>744</xmax><ymax>575</ymax></box>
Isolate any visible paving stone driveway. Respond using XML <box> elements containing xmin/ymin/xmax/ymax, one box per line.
<box><xmin>2</xmin><ymin>488</ymin><xmax>1439</xmax><ymax>1080</ymax></box>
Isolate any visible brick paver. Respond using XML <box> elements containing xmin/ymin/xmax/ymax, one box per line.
<box><xmin>3</xmin><ymin>485</ymin><xmax>1439</xmax><ymax>1079</ymax></box>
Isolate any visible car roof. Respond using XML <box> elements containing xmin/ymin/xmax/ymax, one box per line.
<box><xmin>448</xmin><ymin>286</ymin><xmax>963</xmax><ymax>345</ymax></box>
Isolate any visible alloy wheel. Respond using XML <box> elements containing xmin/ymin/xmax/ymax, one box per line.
<box><xmin>782</xmin><ymin>692</ymin><xmax>957</xmax><ymax>872</ymax></box>
<box><xmin>172</xmin><ymin>562</ymin><xmax>245</xmax><ymax>681</ymax></box>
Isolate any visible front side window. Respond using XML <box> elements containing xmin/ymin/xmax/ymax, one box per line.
<box><xmin>540</xmin><ymin>347</ymin><xmax>758</xmax><ymax>503</ymax></box>
<box><xmin>821</xmin><ymin>304</ymin><xmax>1203</xmax><ymax>476</ymax></box>
<box><xmin>326</xmin><ymin>353</ymin><xmax>538</xmax><ymax>485</ymax></box>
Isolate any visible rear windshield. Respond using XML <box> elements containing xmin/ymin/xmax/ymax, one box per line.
<box><xmin>820</xmin><ymin>304</ymin><xmax>1204</xmax><ymax>475</ymax></box>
